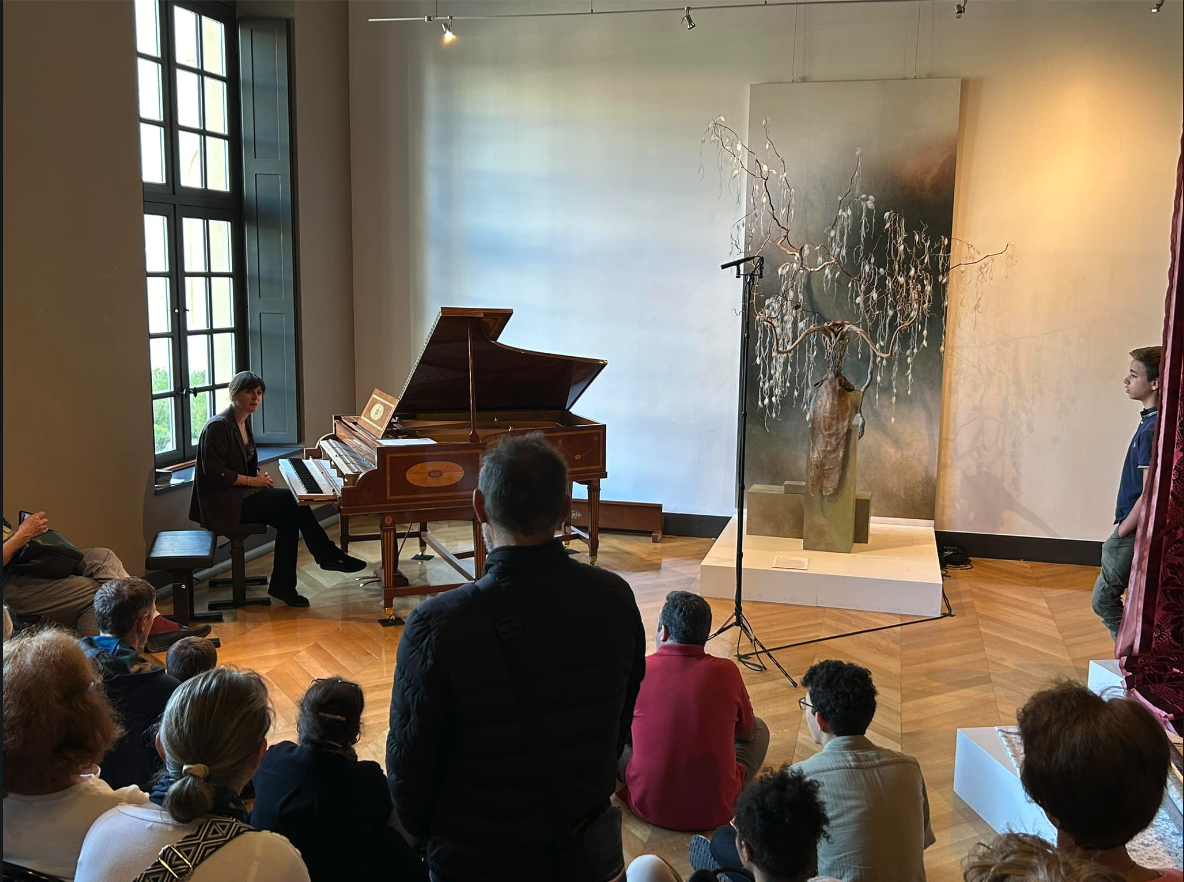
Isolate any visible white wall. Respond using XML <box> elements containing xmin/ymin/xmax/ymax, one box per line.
<box><xmin>349</xmin><ymin>0</ymin><xmax>1182</xmax><ymax>539</ymax></box>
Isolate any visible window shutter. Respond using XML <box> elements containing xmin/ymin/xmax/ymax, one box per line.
<box><xmin>238</xmin><ymin>18</ymin><xmax>298</xmax><ymax>444</ymax></box>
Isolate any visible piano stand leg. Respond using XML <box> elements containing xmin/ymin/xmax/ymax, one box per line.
<box><xmin>379</xmin><ymin>609</ymin><xmax>406</xmax><ymax>627</ymax></box>
<box><xmin>410</xmin><ymin>522</ymin><xmax>435</xmax><ymax>561</ymax></box>
<box><xmin>588</xmin><ymin>479</ymin><xmax>601</xmax><ymax>567</ymax></box>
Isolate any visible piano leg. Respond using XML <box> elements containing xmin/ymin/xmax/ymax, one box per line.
<box><xmin>379</xmin><ymin>515</ymin><xmax>409</xmax><ymax>626</ymax></box>
<box><xmin>411</xmin><ymin>521</ymin><xmax>434</xmax><ymax>561</ymax></box>
<box><xmin>588</xmin><ymin>480</ymin><xmax>601</xmax><ymax>566</ymax></box>
<box><xmin>340</xmin><ymin>514</ymin><xmax>351</xmax><ymax>554</ymax></box>
<box><xmin>563</xmin><ymin>484</ymin><xmax>578</xmax><ymax>556</ymax></box>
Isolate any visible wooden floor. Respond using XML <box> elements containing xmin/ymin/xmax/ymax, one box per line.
<box><xmin>158</xmin><ymin>521</ymin><xmax>1116</xmax><ymax>881</ymax></box>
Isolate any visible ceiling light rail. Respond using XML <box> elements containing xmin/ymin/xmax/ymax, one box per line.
<box><xmin>370</xmin><ymin>0</ymin><xmax>941</xmax><ymax>25</ymax></box>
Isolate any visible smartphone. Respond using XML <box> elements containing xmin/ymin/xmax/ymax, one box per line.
<box><xmin>18</xmin><ymin>510</ymin><xmax>32</xmax><ymax>524</ymax></box>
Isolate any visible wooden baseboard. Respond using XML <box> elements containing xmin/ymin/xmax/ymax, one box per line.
<box><xmin>570</xmin><ymin>499</ymin><xmax>663</xmax><ymax>542</ymax></box>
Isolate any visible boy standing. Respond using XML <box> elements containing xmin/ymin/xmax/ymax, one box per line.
<box><xmin>1092</xmin><ymin>346</ymin><xmax>1160</xmax><ymax>639</ymax></box>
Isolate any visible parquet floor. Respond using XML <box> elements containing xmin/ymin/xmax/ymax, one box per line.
<box><xmin>156</xmin><ymin>521</ymin><xmax>1117</xmax><ymax>881</ymax></box>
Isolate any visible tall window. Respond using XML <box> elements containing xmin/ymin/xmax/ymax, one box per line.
<box><xmin>136</xmin><ymin>0</ymin><xmax>244</xmax><ymax>466</ymax></box>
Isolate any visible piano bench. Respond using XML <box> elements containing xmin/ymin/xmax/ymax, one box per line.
<box><xmin>208</xmin><ymin>523</ymin><xmax>271</xmax><ymax>611</ymax></box>
<box><xmin>147</xmin><ymin>530</ymin><xmax>220</xmax><ymax>628</ymax></box>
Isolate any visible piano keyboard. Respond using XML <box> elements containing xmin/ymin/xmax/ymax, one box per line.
<box><xmin>319</xmin><ymin>438</ymin><xmax>375</xmax><ymax>483</ymax></box>
<box><xmin>278</xmin><ymin>457</ymin><xmax>342</xmax><ymax>502</ymax></box>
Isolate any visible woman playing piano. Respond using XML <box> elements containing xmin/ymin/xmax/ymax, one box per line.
<box><xmin>189</xmin><ymin>371</ymin><xmax>366</xmax><ymax>607</ymax></box>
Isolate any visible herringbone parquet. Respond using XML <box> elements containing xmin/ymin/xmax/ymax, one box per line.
<box><xmin>156</xmin><ymin>522</ymin><xmax>1116</xmax><ymax>882</ymax></box>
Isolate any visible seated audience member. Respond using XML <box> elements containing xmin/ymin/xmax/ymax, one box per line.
<box><xmin>75</xmin><ymin>666</ymin><xmax>309</xmax><ymax>882</ymax></box>
<box><xmin>165</xmin><ymin>635</ymin><xmax>219</xmax><ymax>682</ymax></box>
<box><xmin>620</xmin><ymin>590</ymin><xmax>769</xmax><ymax>830</ymax></box>
<box><xmin>3</xmin><ymin>628</ymin><xmax>150</xmax><ymax>880</ymax></box>
<box><xmin>80</xmin><ymin>579</ymin><xmax>181</xmax><ymax>790</ymax></box>
<box><xmin>696</xmin><ymin>660</ymin><xmax>934</xmax><ymax>882</ymax></box>
<box><xmin>3</xmin><ymin>602</ymin><xmax>12</xmax><ymax>641</ymax></box>
<box><xmin>629</xmin><ymin>767</ymin><xmax>839</xmax><ymax>882</ymax></box>
<box><xmin>963</xmin><ymin>833</ymin><xmax>1126</xmax><ymax>882</ymax></box>
<box><xmin>1017</xmin><ymin>680</ymin><xmax>1181</xmax><ymax>882</ymax></box>
<box><xmin>388</xmin><ymin>433</ymin><xmax>647</xmax><ymax>882</ymax></box>
<box><xmin>252</xmin><ymin>676</ymin><xmax>427</xmax><ymax>882</ymax></box>
<box><xmin>3</xmin><ymin>511</ymin><xmax>208</xmax><ymax>648</ymax></box>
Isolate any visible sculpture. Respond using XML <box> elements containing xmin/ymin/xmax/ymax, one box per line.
<box><xmin>705</xmin><ymin>116</ymin><xmax>1010</xmax><ymax>550</ymax></box>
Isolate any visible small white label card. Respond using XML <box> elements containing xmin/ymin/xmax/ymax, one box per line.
<box><xmin>772</xmin><ymin>555</ymin><xmax>809</xmax><ymax>571</ymax></box>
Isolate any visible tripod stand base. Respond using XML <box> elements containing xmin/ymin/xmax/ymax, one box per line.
<box><xmin>709</xmin><ymin>611</ymin><xmax>798</xmax><ymax>687</ymax></box>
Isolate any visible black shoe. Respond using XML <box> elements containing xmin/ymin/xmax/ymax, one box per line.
<box><xmin>267</xmin><ymin>587</ymin><xmax>310</xmax><ymax>608</ymax></box>
<box><xmin>146</xmin><ymin>624</ymin><xmax>213</xmax><ymax>654</ymax></box>
<box><xmin>319</xmin><ymin>553</ymin><xmax>367</xmax><ymax>574</ymax></box>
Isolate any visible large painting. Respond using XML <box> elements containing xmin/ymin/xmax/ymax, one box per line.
<box><xmin>742</xmin><ymin>78</ymin><xmax>962</xmax><ymax>521</ymax></box>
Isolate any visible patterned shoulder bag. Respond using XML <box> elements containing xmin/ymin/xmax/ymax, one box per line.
<box><xmin>131</xmin><ymin>817</ymin><xmax>253</xmax><ymax>882</ymax></box>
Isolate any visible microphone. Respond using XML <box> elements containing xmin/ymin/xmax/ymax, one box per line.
<box><xmin>720</xmin><ymin>255</ymin><xmax>761</xmax><ymax>270</ymax></box>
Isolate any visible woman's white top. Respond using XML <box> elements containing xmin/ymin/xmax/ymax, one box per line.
<box><xmin>75</xmin><ymin>804</ymin><xmax>310</xmax><ymax>882</ymax></box>
<box><xmin>2</xmin><ymin>776</ymin><xmax>149</xmax><ymax>880</ymax></box>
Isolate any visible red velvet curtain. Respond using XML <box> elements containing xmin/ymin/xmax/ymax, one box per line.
<box><xmin>1118</xmin><ymin>129</ymin><xmax>1184</xmax><ymax>736</ymax></box>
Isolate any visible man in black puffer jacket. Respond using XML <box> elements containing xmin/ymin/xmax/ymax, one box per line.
<box><xmin>387</xmin><ymin>433</ymin><xmax>646</xmax><ymax>882</ymax></box>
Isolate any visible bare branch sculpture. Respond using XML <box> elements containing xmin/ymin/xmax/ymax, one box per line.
<box><xmin>703</xmin><ymin>115</ymin><xmax>1012</xmax><ymax>500</ymax></box>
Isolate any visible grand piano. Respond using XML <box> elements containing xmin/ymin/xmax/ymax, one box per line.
<box><xmin>278</xmin><ymin>307</ymin><xmax>608</xmax><ymax>623</ymax></box>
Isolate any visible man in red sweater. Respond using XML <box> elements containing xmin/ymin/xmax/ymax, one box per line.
<box><xmin>619</xmin><ymin>591</ymin><xmax>769</xmax><ymax>831</ymax></box>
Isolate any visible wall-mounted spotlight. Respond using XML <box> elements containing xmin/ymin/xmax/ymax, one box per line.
<box><xmin>1151</xmin><ymin>0</ymin><xmax>1165</xmax><ymax>11</ymax></box>
<box><xmin>682</xmin><ymin>7</ymin><xmax>696</xmax><ymax>29</ymax></box>
<box><xmin>954</xmin><ymin>1</ymin><xmax>968</xmax><ymax>18</ymax></box>
<box><xmin>441</xmin><ymin>16</ymin><xmax>457</xmax><ymax>43</ymax></box>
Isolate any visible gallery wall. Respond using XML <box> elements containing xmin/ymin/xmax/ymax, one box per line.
<box><xmin>349</xmin><ymin>0</ymin><xmax>1183</xmax><ymax>541</ymax></box>
<box><xmin>3</xmin><ymin>0</ymin><xmax>152</xmax><ymax>568</ymax></box>
<box><xmin>2</xmin><ymin>0</ymin><xmax>355</xmax><ymax>572</ymax></box>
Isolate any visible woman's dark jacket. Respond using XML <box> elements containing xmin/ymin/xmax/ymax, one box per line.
<box><xmin>189</xmin><ymin>407</ymin><xmax>256</xmax><ymax>534</ymax></box>
<box><xmin>252</xmin><ymin>741</ymin><xmax>426</xmax><ymax>882</ymax></box>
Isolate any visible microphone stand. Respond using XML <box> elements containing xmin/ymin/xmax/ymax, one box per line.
<box><xmin>710</xmin><ymin>255</ymin><xmax>797</xmax><ymax>687</ymax></box>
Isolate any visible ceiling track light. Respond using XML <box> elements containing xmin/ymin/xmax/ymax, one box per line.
<box><xmin>682</xmin><ymin>6</ymin><xmax>696</xmax><ymax>29</ymax></box>
<box><xmin>1151</xmin><ymin>0</ymin><xmax>1165</xmax><ymax>11</ymax></box>
<box><xmin>954</xmin><ymin>1</ymin><xmax>967</xmax><ymax>19</ymax></box>
<box><xmin>441</xmin><ymin>16</ymin><xmax>456</xmax><ymax>42</ymax></box>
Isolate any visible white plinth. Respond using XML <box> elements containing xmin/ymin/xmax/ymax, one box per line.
<box><xmin>953</xmin><ymin>727</ymin><xmax>1053</xmax><ymax>837</ymax></box>
<box><xmin>698</xmin><ymin>516</ymin><xmax>943</xmax><ymax>616</ymax></box>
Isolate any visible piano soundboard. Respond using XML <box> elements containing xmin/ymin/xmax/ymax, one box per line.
<box><xmin>278</xmin><ymin>457</ymin><xmax>343</xmax><ymax>503</ymax></box>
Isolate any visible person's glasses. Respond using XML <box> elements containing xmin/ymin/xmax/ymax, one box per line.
<box><xmin>798</xmin><ymin>697</ymin><xmax>813</xmax><ymax>712</ymax></box>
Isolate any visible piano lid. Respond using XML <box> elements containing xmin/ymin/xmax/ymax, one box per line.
<box><xmin>396</xmin><ymin>308</ymin><xmax>607</xmax><ymax>413</ymax></box>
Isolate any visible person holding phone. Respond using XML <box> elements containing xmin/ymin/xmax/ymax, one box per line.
<box><xmin>2</xmin><ymin>512</ymin><xmax>208</xmax><ymax>647</ymax></box>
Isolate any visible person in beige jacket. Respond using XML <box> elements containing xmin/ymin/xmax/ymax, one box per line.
<box><xmin>696</xmin><ymin>659</ymin><xmax>935</xmax><ymax>882</ymax></box>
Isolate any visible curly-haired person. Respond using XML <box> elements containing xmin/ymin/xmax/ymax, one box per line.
<box><xmin>627</xmin><ymin>767</ymin><xmax>839</xmax><ymax>882</ymax></box>
<box><xmin>693</xmin><ymin>660</ymin><xmax>934</xmax><ymax>882</ymax></box>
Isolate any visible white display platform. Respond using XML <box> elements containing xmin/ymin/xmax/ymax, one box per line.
<box><xmin>1087</xmin><ymin>658</ymin><xmax>1123</xmax><ymax>695</ymax></box>
<box><xmin>953</xmin><ymin>727</ymin><xmax>1054</xmax><ymax>838</ymax></box>
<box><xmin>698</xmin><ymin>515</ymin><xmax>943</xmax><ymax>616</ymax></box>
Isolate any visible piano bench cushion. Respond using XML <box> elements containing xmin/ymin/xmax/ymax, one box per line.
<box><xmin>147</xmin><ymin>530</ymin><xmax>217</xmax><ymax>571</ymax></box>
<box><xmin>223</xmin><ymin>522</ymin><xmax>268</xmax><ymax>538</ymax></box>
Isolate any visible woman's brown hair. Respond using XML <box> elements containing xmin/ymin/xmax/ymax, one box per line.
<box><xmin>1017</xmin><ymin>679</ymin><xmax>1171</xmax><ymax>850</ymax></box>
<box><xmin>2</xmin><ymin>627</ymin><xmax>122</xmax><ymax>795</ymax></box>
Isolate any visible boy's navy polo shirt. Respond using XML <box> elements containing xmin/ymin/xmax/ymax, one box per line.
<box><xmin>1115</xmin><ymin>406</ymin><xmax>1158</xmax><ymax>523</ymax></box>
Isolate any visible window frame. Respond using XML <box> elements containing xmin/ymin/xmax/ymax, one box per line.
<box><xmin>138</xmin><ymin>0</ymin><xmax>247</xmax><ymax>467</ymax></box>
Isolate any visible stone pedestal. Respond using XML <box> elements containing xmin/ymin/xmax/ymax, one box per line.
<box><xmin>748</xmin><ymin>484</ymin><xmax>803</xmax><ymax>538</ymax></box>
